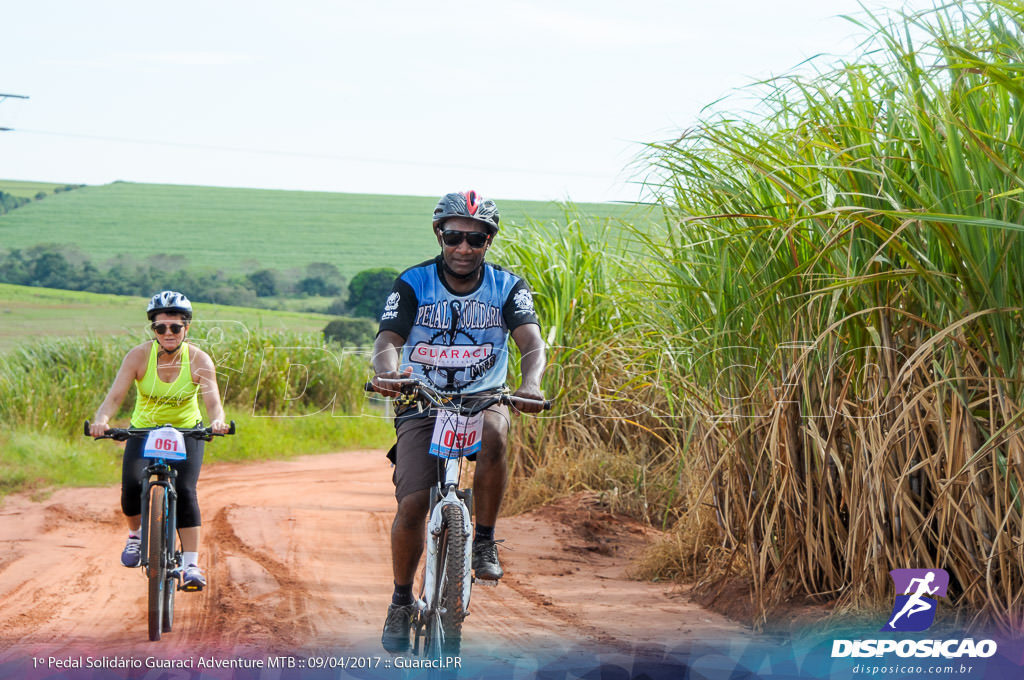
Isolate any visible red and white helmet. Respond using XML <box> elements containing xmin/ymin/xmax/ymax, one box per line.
<box><xmin>432</xmin><ymin>190</ymin><xmax>500</xmax><ymax>234</ymax></box>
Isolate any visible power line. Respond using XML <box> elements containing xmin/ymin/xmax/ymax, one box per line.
<box><xmin>0</xmin><ymin>92</ymin><xmax>29</xmax><ymax>133</ymax></box>
<box><xmin>14</xmin><ymin>127</ymin><xmax>620</xmax><ymax>181</ymax></box>
<box><xmin>0</xmin><ymin>92</ymin><xmax>29</xmax><ymax>132</ymax></box>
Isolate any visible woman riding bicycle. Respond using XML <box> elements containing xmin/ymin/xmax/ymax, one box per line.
<box><xmin>89</xmin><ymin>290</ymin><xmax>229</xmax><ymax>590</ymax></box>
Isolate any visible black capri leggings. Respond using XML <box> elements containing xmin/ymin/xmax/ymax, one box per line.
<box><xmin>121</xmin><ymin>435</ymin><xmax>204</xmax><ymax>529</ymax></box>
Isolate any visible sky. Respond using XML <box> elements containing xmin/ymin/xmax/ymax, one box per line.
<box><xmin>0</xmin><ymin>0</ymin><xmax>935</xmax><ymax>204</ymax></box>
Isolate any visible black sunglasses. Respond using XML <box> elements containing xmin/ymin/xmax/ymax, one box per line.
<box><xmin>151</xmin><ymin>322</ymin><xmax>185</xmax><ymax>334</ymax></box>
<box><xmin>440</xmin><ymin>229</ymin><xmax>489</xmax><ymax>249</ymax></box>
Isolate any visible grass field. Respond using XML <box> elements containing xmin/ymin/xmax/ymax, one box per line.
<box><xmin>0</xmin><ymin>283</ymin><xmax>334</xmax><ymax>351</ymax></box>
<box><xmin>0</xmin><ymin>181</ymin><xmax>656</xmax><ymax>280</ymax></box>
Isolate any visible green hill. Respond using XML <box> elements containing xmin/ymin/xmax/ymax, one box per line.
<box><xmin>0</xmin><ymin>181</ymin><xmax>653</xmax><ymax>280</ymax></box>
<box><xmin>0</xmin><ymin>282</ymin><xmax>333</xmax><ymax>351</ymax></box>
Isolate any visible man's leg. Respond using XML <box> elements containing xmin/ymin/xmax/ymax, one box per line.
<box><xmin>391</xmin><ymin>489</ymin><xmax>429</xmax><ymax>587</ymax></box>
<box><xmin>382</xmin><ymin>416</ymin><xmax>436</xmax><ymax>653</ymax></box>
<box><xmin>471</xmin><ymin>407</ymin><xmax>510</xmax><ymax>580</ymax></box>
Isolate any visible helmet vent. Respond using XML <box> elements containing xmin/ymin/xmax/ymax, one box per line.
<box><xmin>465</xmin><ymin>190</ymin><xmax>480</xmax><ymax>215</ymax></box>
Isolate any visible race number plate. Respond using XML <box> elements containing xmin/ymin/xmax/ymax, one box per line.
<box><xmin>429</xmin><ymin>412</ymin><xmax>484</xmax><ymax>458</ymax></box>
<box><xmin>143</xmin><ymin>426</ymin><xmax>187</xmax><ymax>461</ymax></box>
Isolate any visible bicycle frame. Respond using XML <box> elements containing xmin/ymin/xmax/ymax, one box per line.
<box><xmin>420</xmin><ymin>441</ymin><xmax>475</xmax><ymax>629</ymax></box>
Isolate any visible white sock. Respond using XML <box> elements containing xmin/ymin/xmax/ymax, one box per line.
<box><xmin>182</xmin><ymin>551</ymin><xmax>199</xmax><ymax>567</ymax></box>
<box><xmin>128</xmin><ymin>529</ymin><xmax>140</xmax><ymax>539</ymax></box>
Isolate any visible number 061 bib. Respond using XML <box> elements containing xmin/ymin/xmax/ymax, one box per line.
<box><xmin>429</xmin><ymin>413</ymin><xmax>484</xmax><ymax>458</ymax></box>
<box><xmin>143</xmin><ymin>426</ymin><xmax>188</xmax><ymax>461</ymax></box>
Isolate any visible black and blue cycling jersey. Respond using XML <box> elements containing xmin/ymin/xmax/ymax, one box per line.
<box><xmin>377</xmin><ymin>256</ymin><xmax>540</xmax><ymax>394</ymax></box>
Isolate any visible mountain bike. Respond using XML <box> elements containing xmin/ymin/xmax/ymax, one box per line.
<box><xmin>367</xmin><ymin>378</ymin><xmax>551</xmax><ymax>658</ymax></box>
<box><xmin>84</xmin><ymin>420</ymin><xmax>236</xmax><ymax>641</ymax></box>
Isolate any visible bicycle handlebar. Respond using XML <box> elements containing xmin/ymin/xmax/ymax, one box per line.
<box><xmin>364</xmin><ymin>378</ymin><xmax>552</xmax><ymax>412</ymax></box>
<box><xmin>84</xmin><ymin>421</ymin><xmax>236</xmax><ymax>441</ymax></box>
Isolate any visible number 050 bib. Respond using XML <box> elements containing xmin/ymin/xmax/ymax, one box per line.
<box><xmin>429</xmin><ymin>413</ymin><xmax>484</xmax><ymax>459</ymax></box>
<box><xmin>143</xmin><ymin>426</ymin><xmax>188</xmax><ymax>461</ymax></box>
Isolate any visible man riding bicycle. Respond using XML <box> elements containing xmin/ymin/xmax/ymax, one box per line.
<box><xmin>89</xmin><ymin>291</ymin><xmax>230</xmax><ymax>590</ymax></box>
<box><xmin>370</xmin><ymin>190</ymin><xmax>547</xmax><ymax>653</ymax></box>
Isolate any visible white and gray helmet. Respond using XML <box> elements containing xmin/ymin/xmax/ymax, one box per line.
<box><xmin>146</xmin><ymin>290</ymin><xmax>193</xmax><ymax>321</ymax></box>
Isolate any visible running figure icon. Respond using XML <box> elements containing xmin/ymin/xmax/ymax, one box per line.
<box><xmin>882</xmin><ymin>568</ymin><xmax>949</xmax><ymax>632</ymax></box>
<box><xmin>888</xmin><ymin>572</ymin><xmax>938</xmax><ymax>627</ymax></box>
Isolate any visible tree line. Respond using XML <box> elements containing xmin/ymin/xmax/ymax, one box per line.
<box><xmin>0</xmin><ymin>243</ymin><xmax>397</xmax><ymax>320</ymax></box>
<box><xmin>0</xmin><ymin>185</ymin><xmax>84</xmax><ymax>215</ymax></box>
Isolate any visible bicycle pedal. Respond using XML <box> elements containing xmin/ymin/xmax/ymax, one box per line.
<box><xmin>179</xmin><ymin>582</ymin><xmax>204</xmax><ymax>592</ymax></box>
<box><xmin>472</xmin><ymin>577</ymin><xmax>498</xmax><ymax>587</ymax></box>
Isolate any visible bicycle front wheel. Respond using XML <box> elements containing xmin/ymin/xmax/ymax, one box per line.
<box><xmin>162</xmin><ymin>573</ymin><xmax>175</xmax><ymax>632</ymax></box>
<box><xmin>423</xmin><ymin>503</ymin><xmax>467</xmax><ymax>657</ymax></box>
<box><xmin>147</xmin><ymin>485</ymin><xmax>167</xmax><ymax>642</ymax></box>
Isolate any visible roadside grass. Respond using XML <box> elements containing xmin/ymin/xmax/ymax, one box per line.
<box><xmin>0</xmin><ymin>322</ymin><xmax>392</xmax><ymax>501</ymax></box>
<box><xmin>0</xmin><ymin>412</ymin><xmax>394</xmax><ymax>502</ymax></box>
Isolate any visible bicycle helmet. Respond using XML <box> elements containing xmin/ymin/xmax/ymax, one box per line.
<box><xmin>432</xmin><ymin>190</ymin><xmax>500</xmax><ymax>234</ymax></box>
<box><xmin>146</xmin><ymin>290</ymin><xmax>193</xmax><ymax>321</ymax></box>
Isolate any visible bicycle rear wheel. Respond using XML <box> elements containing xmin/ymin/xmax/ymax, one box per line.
<box><xmin>423</xmin><ymin>503</ymin><xmax>467</xmax><ymax>657</ymax></box>
<box><xmin>147</xmin><ymin>485</ymin><xmax>167</xmax><ymax>642</ymax></box>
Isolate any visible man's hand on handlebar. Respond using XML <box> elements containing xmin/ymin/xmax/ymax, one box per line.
<box><xmin>510</xmin><ymin>385</ymin><xmax>547</xmax><ymax>413</ymax></box>
<box><xmin>371</xmin><ymin>366</ymin><xmax>414</xmax><ymax>398</ymax></box>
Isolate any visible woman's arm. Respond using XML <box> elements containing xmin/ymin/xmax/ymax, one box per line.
<box><xmin>191</xmin><ymin>346</ymin><xmax>229</xmax><ymax>433</ymax></box>
<box><xmin>90</xmin><ymin>344</ymin><xmax>146</xmax><ymax>436</ymax></box>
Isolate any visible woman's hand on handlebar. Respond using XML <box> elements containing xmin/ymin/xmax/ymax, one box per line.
<box><xmin>209</xmin><ymin>419</ymin><xmax>231</xmax><ymax>435</ymax></box>
<box><xmin>371</xmin><ymin>366</ymin><xmax>414</xmax><ymax>398</ymax></box>
<box><xmin>89</xmin><ymin>420</ymin><xmax>110</xmax><ymax>437</ymax></box>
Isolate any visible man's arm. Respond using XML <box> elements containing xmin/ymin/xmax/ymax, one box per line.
<box><xmin>510</xmin><ymin>323</ymin><xmax>546</xmax><ymax>412</ymax></box>
<box><xmin>371</xmin><ymin>330</ymin><xmax>411</xmax><ymax>397</ymax></box>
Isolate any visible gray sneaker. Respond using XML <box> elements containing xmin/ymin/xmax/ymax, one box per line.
<box><xmin>381</xmin><ymin>603</ymin><xmax>416</xmax><ymax>653</ymax></box>
<box><xmin>472</xmin><ymin>539</ymin><xmax>504</xmax><ymax>580</ymax></box>
<box><xmin>181</xmin><ymin>564</ymin><xmax>206</xmax><ymax>591</ymax></box>
<box><xmin>120</xmin><ymin>536</ymin><xmax>142</xmax><ymax>568</ymax></box>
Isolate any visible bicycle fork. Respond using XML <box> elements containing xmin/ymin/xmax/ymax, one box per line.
<box><xmin>422</xmin><ymin>492</ymin><xmax>474</xmax><ymax>612</ymax></box>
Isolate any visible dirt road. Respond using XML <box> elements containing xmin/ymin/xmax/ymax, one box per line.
<box><xmin>0</xmin><ymin>450</ymin><xmax>746</xmax><ymax>673</ymax></box>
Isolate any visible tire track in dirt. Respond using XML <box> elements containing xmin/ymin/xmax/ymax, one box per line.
<box><xmin>198</xmin><ymin>503</ymin><xmax>326</xmax><ymax>651</ymax></box>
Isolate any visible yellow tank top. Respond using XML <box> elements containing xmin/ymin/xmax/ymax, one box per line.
<box><xmin>130</xmin><ymin>341</ymin><xmax>202</xmax><ymax>428</ymax></box>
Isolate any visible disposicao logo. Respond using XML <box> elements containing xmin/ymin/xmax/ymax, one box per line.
<box><xmin>882</xmin><ymin>568</ymin><xmax>949</xmax><ymax>632</ymax></box>
<box><xmin>831</xmin><ymin>567</ymin><xmax>998</xmax><ymax>659</ymax></box>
